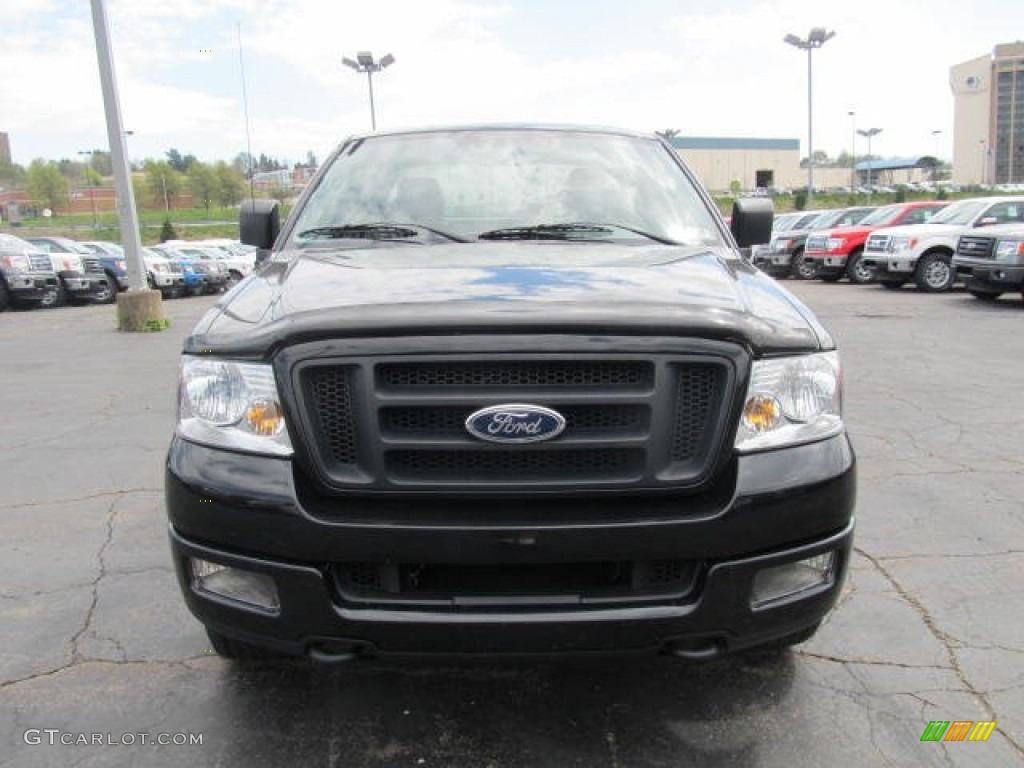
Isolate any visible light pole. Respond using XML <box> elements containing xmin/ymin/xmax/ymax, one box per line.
<box><xmin>342</xmin><ymin>51</ymin><xmax>395</xmax><ymax>131</ymax></box>
<box><xmin>77</xmin><ymin>149</ymin><xmax>99</xmax><ymax>228</ymax></box>
<box><xmin>848</xmin><ymin>110</ymin><xmax>856</xmax><ymax>191</ymax></box>
<box><xmin>784</xmin><ymin>27</ymin><xmax>836</xmax><ymax>204</ymax></box>
<box><xmin>930</xmin><ymin>129</ymin><xmax>942</xmax><ymax>182</ymax></box>
<box><xmin>858</xmin><ymin>127</ymin><xmax>882</xmax><ymax>188</ymax></box>
<box><xmin>979</xmin><ymin>140</ymin><xmax>988</xmax><ymax>185</ymax></box>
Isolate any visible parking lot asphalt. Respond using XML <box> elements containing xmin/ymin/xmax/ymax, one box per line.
<box><xmin>1</xmin><ymin>283</ymin><xmax>1022</xmax><ymax>768</ymax></box>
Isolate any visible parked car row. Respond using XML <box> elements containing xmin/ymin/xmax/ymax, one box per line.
<box><xmin>0</xmin><ymin>234</ymin><xmax>257</xmax><ymax>312</ymax></box>
<box><xmin>752</xmin><ymin>196</ymin><xmax>1024</xmax><ymax>301</ymax></box>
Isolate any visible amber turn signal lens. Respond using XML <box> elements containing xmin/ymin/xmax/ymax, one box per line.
<box><xmin>246</xmin><ymin>399</ymin><xmax>284</xmax><ymax>436</ymax></box>
<box><xmin>742</xmin><ymin>395</ymin><xmax>781</xmax><ymax>433</ymax></box>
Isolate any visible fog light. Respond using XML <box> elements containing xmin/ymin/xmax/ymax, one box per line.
<box><xmin>751</xmin><ymin>552</ymin><xmax>835</xmax><ymax>608</ymax></box>
<box><xmin>191</xmin><ymin>558</ymin><xmax>279</xmax><ymax>612</ymax></box>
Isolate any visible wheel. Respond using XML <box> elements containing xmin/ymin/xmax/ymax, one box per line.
<box><xmin>819</xmin><ymin>272</ymin><xmax>843</xmax><ymax>283</ymax></box>
<box><xmin>968</xmin><ymin>289</ymin><xmax>1002</xmax><ymax>302</ymax></box>
<box><xmin>206</xmin><ymin>628</ymin><xmax>285</xmax><ymax>661</ymax></box>
<box><xmin>41</xmin><ymin>280</ymin><xmax>66</xmax><ymax>308</ymax></box>
<box><xmin>0</xmin><ymin>279</ymin><xmax>9</xmax><ymax>312</ymax></box>
<box><xmin>915</xmin><ymin>252</ymin><xmax>954</xmax><ymax>293</ymax></box>
<box><xmin>790</xmin><ymin>249</ymin><xmax>817</xmax><ymax>280</ymax></box>
<box><xmin>94</xmin><ymin>276</ymin><xmax>116</xmax><ymax>305</ymax></box>
<box><xmin>846</xmin><ymin>249</ymin><xmax>875</xmax><ymax>284</ymax></box>
<box><xmin>879</xmin><ymin>279</ymin><xmax>906</xmax><ymax>291</ymax></box>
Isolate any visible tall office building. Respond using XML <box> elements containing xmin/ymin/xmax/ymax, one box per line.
<box><xmin>950</xmin><ymin>42</ymin><xmax>1024</xmax><ymax>185</ymax></box>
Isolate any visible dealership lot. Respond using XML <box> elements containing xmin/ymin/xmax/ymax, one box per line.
<box><xmin>1</xmin><ymin>283</ymin><xmax>1022</xmax><ymax>767</ymax></box>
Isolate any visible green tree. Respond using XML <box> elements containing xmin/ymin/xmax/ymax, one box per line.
<box><xmin>144</xmin><ymin>160</ymin><xmax>182</xmax><ymax>210</ymax></box>
<box><xmin>187</xmin><ymin>162</ymin><xmax>217</xmax><ymax>212</ymax></box>
<box><xmin>213</xmin><ymin>161</ymin><xmax>246</xmax><ymax>206</ymax></box>
<box><xmin>26</xmin><ymin>159</ymin><xmax>69</xmax><ymax>214</ymax></box>
<box><xmin>160</xmin><ymin>217</ymin><xmax>178</xmax><ymax>242</ymax></box>
<box><xmin>166</xmin><ymin>148</ymin><xmax>186</xmax><ymax>173</ymax></box>
<box><xmin>0</xmin><ymin>160</ymin><xmax>26</xmax><ymax>185</ymax></box>
<box><xmin>88</xmin><ymin>150</ymin><xmax>113</xmax><ymax>177</ymax></box>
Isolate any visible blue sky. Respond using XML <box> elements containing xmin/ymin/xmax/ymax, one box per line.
<box><xmin>3</xmin><ymin>0</ymin><xmax>1021</xmax><ymax>167</ymax></box>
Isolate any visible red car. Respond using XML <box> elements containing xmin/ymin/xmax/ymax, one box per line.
<box><xmin>804</xmin><ymin>201</ymin><xmax>949</xmax><ymax>284</ymax></box>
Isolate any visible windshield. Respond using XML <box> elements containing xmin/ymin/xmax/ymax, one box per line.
<box><xmin>929</xmin><ymin>200</ymin><xmax>988</xmax><ymax>225</ymax></box>
<box><xmin>813</xmin><ymin>207</ymin><xmax>876</xmax><ymax>229</ymax></box>
<box><xmin>858</xmin><ymin>205</ymin><xmax>905</xmax><ymax>226</ymax></box>
<box><xmin>288</xmin><ymin>129</ymin><xmax>723</xmax><ymax>248</ymax></box>
<box><xmin>0</xmin><ymin>234</ymin><xmax>42</xmax><ymax>253</ymax></box>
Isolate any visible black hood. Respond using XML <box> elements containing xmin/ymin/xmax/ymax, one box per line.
<box><xmin>185</xmin><ymin>242</ymin><xmax>831</xmax><ymax>357</ymax></box>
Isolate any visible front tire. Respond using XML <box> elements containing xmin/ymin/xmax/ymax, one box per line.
<box><xmin>915</xmin><ymin>252</ymin><xmax>954</xmax><ymax>293</ymax></box>
<box><xmin>43</xmin><ymin>280</ymin><xmax>67</xmax><ymax>308</ymax></box>
<box><xmin>846</xmin><ymin>249</ymin><xmax>875</xmax><ymax>284</ymax></box>
<box><xmin>94</xmin><ymin>277</ymin><xmax>116</xmax><ymax>305</ymax></box>
<box><xmin>968</xmin><ymin>289</ymin><xmax>1003</xmax><ymax>301</ymax></box>
<box><xmin>0</xmin><ymin>279</ymin><xmax>9</xmax><ymax>312</ymax></box>
<box><xmin>791</xmin><ymin>249</ymin><xmax>817</xmax><ymax>280</ymax></box>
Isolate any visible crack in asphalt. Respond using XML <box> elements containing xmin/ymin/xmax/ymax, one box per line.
<box><xmin>0</xmin><ymin>488</ymin><xmax>162</xmax><ymax>512</ymax></box>
<box><xmin>874</xmin><ymin>550</ymin><xmax>1024</xmax><ymax>561</ymax></box>
<box><xmin>0</xmin><ymin>657</ymin><xmax>216</xmax><ymax>692</ymax></box>
<box><xmin>854</xmin><ymin>545</ymin><xmax>1024</xmax><ymax>757</ymax></box>
<box><xmin>69</xmin><ymin>497</ymin><xmax>119</xmax><ymax>665</ymax></box>
<box><xmin>1</xmin><ymin>567</ymin><xmax>172</xmax><ymax>602</ymax></box>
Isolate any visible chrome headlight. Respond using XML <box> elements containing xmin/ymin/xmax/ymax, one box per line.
<box><xmin>177</xmin><ymin>356</ymin><xmax>293</xmax><ymax>456</ymax></box>
<box><xmin>0</xmin><ymin>253</ymin><xmax>30</xmax><ymax>271</ymax></box>
<box><xmin>825</xmin><ymin>237</ymin><xmax>846</xmax><ymax>252</ymax></box>
<box><xmin>735</xmin><ymin>352</ymin><xmax>843</xmax><ymax>453</ymax></box>
<box><xmin>995</xmin><ymin>239</ymin><xmax>1024</xmax><ymax>261</ymax></box>
<box><xmin>889</xmin><ymin>235</ymin><xmax>916</xmax><ymax>252</ymax></box>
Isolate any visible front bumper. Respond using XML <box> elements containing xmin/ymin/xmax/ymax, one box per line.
<box><xmin>954</xmin><ymin>260</ymin><xmax>1024</xmax><ymax>289</ymax></box>
<box><xmin>59</xmin><ymin>271</ymin><xmax>107</xmax><ymax>301</ymax></box>
<box><xmin>5</xmin><ymin>272</ymin><xmax>59</xmax><ymax>302</ymax></box>
<box><xmin>166</xmin><ymin>433</ymin><xmax>857</xmax><ymax>659</ymax></box>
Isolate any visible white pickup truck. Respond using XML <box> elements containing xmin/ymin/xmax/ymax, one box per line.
<box><xmin>862</xmin><ymin>196</ymin><xmax>1024</xmax><ymax>292</ymax></box>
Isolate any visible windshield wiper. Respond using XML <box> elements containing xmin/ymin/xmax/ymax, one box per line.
<box><xmin>477</xmin><ymin>222</ymin><xmax>680</xmax><ymax>245</ymax></box>
<box><xmin>297</xmin><ymin>222</ymin><xmax>467</xmax><ymax>243</ymax></box>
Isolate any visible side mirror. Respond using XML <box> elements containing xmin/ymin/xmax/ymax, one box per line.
<box><xmin>240</xmin><ymin>198</ymin><xmax>280</xmax><ymax>249</ymax></box>
<box><xmin>730</xmin><ymin>198</ymin><xmax>773</xmax><ymax>248</ymax></box>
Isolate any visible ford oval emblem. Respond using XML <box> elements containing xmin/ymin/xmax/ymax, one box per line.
<box><xmin>465</xmin><ymin>404</ymin><xmax>567</xmax><ymax>444</ymax></box>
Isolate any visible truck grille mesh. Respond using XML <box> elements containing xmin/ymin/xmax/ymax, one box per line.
<box><xmin>388</xmin><ymin>448</ymin><xmax>644</xmax><ymax>482</ymax></box>
<box><xmin>378</xmin><ymin>361</ymin><xmax>654</xmax><ymax>390</ymax></box>
<box><xmin>381</xmin><ymin>404</ymin><xmax>648</xmax><ymax>436</ymax></box>
<box><xmin>670</xmin><ymin>364</ymin><xmax>723</xmax><ymax>462</ymax></box>
<box><xmin>306</xmin><ymin>367</ymin><xmax>358</xmax><ymax>465</ymax></box>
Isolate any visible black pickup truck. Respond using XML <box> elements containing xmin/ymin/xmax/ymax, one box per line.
<box><xmin>166</xmin><ymin>125</ymin><xmax>856</xmax><ymax>662</ymax></box>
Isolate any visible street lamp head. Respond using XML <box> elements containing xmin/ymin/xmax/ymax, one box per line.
<box><xmin>356</xmin><ymin>51</ymin><xmax>374</xmax><ymax>67</ymax></box>
<box><xmin>808</xmin><ymin>27</ymin><xmax>835</xmax><ymax>45</ymax></box>
<box><xmin>857</xmin><ymin>127</ymin><xmax>882</xmax><ymax>139</ymax></box>
<box><xmin>342</xmin><ymin>57</ymin><xmax>359</xmax><ymax>71</ymax></box>
<box><xmin>784</xmin><ymin>33</ymin><xmax>806</xmax><ymax>48</ymax></box>
<box><xmin>379</xmin><ymin>53</ymin><xmax>395</xmax><ymax>69</ymax></box>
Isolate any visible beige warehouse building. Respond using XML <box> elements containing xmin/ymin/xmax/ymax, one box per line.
<box><xmin>668</xmin><ymin>136</ymin><xmax>851</xmax><ymax>194</ymax></box>
<box><xmin>950</xmin><ymin>42</ymin><xmax>1024</xmax><ymax>185</ymax></box>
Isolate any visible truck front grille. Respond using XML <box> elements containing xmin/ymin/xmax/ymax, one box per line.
<box><xmin>293</xmin><ymin>348</ymin><xmax>738</xmax><ymax>493</ymax></box>
<box><xmin>865</xmin><ymin>234</ymin><xmax>890</xmax><ymax>253</ymax></box>
<box><xmin>28</xmin><ymin>254</ymin><xmax>53</xmax><ymax>273</ymax></box>
<box><xmin>956</xmin><ymin>235</ymin><xmax>995</xmax><ymax>260</ymax></box>
<box><xmin>805</xmin><ymin>235</ymin><xmax>827</xmax><ymax>251</ymax></box>
<box><xmin>82</xmin><ymin>256</ymin><xmax>103</xmax><ymax>274</ymax></box>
